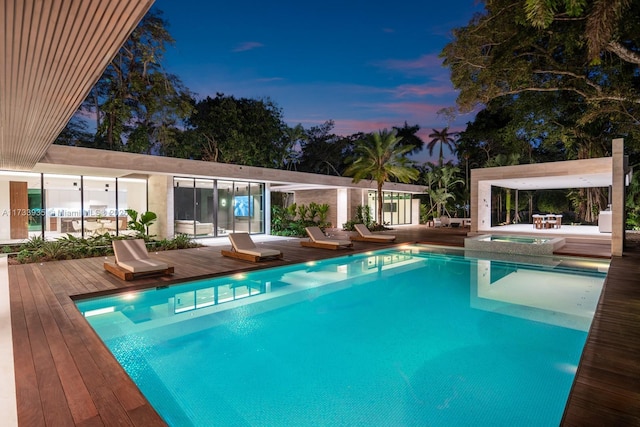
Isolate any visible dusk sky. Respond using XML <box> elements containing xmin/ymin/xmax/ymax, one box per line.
<box><xmin>152</xmin><ymin>0</ymin><xmax>485</xmax><ymax>163</ymax></box>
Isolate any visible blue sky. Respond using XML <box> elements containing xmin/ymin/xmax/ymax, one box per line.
<box><xmin>152</xmin><ymin>0</ymin><xmax>484</xmax><ymax>163</ymax></box>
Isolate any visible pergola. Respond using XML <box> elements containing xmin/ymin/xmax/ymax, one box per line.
<box><xmin>469</xmin><ymin>139</ymin><xmax>628</xmax><ymax>256</ymax></box>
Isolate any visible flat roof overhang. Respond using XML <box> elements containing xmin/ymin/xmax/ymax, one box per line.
<box><xmin>0</xmin><ymin>0</ymin><xmax>154</xmax><ymax>171</ymax></box>
<box><xmin>31</xmin><ymin>145</ymin><xmax>426</xmax><ymax>194</ymax></box>
<box><xmin>471</xmin><ymin>157</ymin><xmax>613</xmax><ymax>191</ymax></box>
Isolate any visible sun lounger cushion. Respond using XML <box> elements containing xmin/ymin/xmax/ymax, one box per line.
<box><xmin>305</xmin><ymin>226</ymin><xmax>352</xmax><ymax>246</ymax></box>
<box><xmin>117</xmin><ymin>258</ymin><xmax>169</xmax><ymax>273</ymax></box>
<box><xmin>112</xmin><ymin>239</ymin><xmax>169</xmax><ymax>272</ymax></box>
<box><xmin>229</xmin><ymin>232</ymin><xmax>282</xmax><ymax>258</ymax></box>
<box><xmin>354</xmin><ymin>224</ymin><xmax>396</xmax><ymax>241</ymax></box>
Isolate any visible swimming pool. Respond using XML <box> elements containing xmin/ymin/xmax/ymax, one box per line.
<box><xmin>75</xmin><ymin>245</ymin><xmax>609</xmax><ymax>426</ymax></box>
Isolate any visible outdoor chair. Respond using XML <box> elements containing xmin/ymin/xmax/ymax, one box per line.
<box><xmin>221</xmin><ymin>232</ymin><xmax>283</xmax><ymax>262</ymax></box>
<box><xmin>301</xmin><ymin>226</ymin><xmax>353</xmax><ymax>250</ymax></box>
<box><xmin>104</xmin><ymin>239</ymin><xmax>174</xmax><ymax>281</ymax></box>
<box><xmin>350</xmin><ymin>223</ymin><xmax>396</xmax><ymax>243</ymax></box>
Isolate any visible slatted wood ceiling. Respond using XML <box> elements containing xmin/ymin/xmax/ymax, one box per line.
<box><xmin>0</xmin><ymin>0</ymin><xmax>154</xmax><ymax>170</ymax></box>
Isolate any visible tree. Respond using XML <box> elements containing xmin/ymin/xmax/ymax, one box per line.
<box><xmin>344</xmin><ymin>129</ymin><xmax>419</xmax><ymax>224</ymax></box>
<box><xmin>427</xmin><ymin>128</ymin><xmax>458</xmax><ymax>167</ymax></box>
<box><xmin>58</xmin><ymin>9</ymin><xmax>194</xmax><ymax>153</ymax></box>
<box><xmin>420</xmin><ymin>163</ymin><xmax>464</xmax><ymax>218</ymax></box>
<box><xmin>486</xmin><ymin>153</ymin><xmax>521</xmax><ymax>224</ymax></box>
<box><xmin>54</xmin><ymin>117</ymin><xmax>93</xmax><ymax>147</ymax></box>
<box><xmin>441</xmin><ymin>0</ymin><xmax>640</xmax><ymax>141</ymax></box>
<box><xmin>187</xmin><ymin>94</ymin><xmax>289</xmax><ymax>167</ymax></box>
<box><xmin>393</xmin><ymin>122</ymin><xmax>425</xmax><ymax>155</ymax></box>
<box><xmin>280</xmin><ymin>124</ymin><xmax>306</xmax><ymax>170</ymax></box>
<box><xmin>298</xmin><ymin>121</ymin><xmax>357</xmax><ymax>175</ymax></box>
<box><xmin>524</xmin><ymin>0</ymin><xmax>636</xmax><ymax>63</ymax></box>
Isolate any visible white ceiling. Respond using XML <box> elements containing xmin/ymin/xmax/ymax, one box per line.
<box><xmin>486</xmin><ymin>172</ymin><xmax>612</xmax><ymax>190</ymax></box>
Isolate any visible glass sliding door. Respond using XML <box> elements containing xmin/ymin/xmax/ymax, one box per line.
<box><xmin>369</xmin><ymin>190</ymin><xmax>412</xmax><ymax>225</ymax></box>
<box><xmin>217</xmin><ymin>180</ymin><xmax>233</xmax><ymax>236</ymax></box>
<box><xmin>116</xmin><ymin>177</ymin><xmax>147</xmax><ymax>235</ymax></box>
<box><xmin>174</xmin><ymin>177</ymin><xmax>196</xmax><ymax>236</ymax></box>
<box><xmin>249</xmin><ymin>182</ymin><xmax>264</xmax><ymax>233</ymax></box>
<box><xmin>173</xmin><ymin>177</ymin><xmax>265</xmax><ymax>238</ymax></box>
<box><xmin>82</xmin><ymin>177</ymin><xmax>117</xmax><ymax>235</ymax></box>
<box><xmin>43</xmin><ymin>174</ymin><xmax>83</xmax><ymax>238</ymax></box>
<box><xmin>233</xmin><ymin>182</ymin><xmax>250</xmax><ymax>233</ymax></box>
<box><xmin>194</xmin><ymin>179</ymin><xmax>214</xmax><ymax>236</ymax></box>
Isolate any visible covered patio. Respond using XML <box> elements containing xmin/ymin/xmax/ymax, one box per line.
<box><xmin>469</xmin><ymin>141</ymin><xmax>628</xmax><ymax>255</ymax></box>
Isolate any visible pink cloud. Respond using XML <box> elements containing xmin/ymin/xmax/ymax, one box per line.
<box><xmin>372</xmin><ymin>102</ymin><xmax>445</xmax><ymax>116</ymax></box>
<box><xmin>232</xmin><ymin>42</ymin><xmax>264</xmax><ymax>52</ymax></box>
<box><xmin>331</xmin><ymin>119</ymin><xmax>391</xmax><ymax>136</ymax></box>
<box><xmin>376</xmin><ymin>54</ymin><xmax>445</xmax><ymax>75</ymax></box>
<box><xmin>393</xmin><ymin>83</ymin><xmax>455</xmax><ymax>98</ymax></box>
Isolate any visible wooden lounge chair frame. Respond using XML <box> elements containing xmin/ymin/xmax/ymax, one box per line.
<box><xmin>300</xmin><ymin>226</ymin><xmax>353</xmax><ymax>250</ymax></box>
<box><xmin>104</xmin><ymin>239</ymin><xmax>174</xmax><ymax>281</ymax></box>
<box><xmin>221</xmin><ymin>232</ymin><xmax>284</xmax><ymax>262</ymax></box>
<box><xmin>350</xmin><ymin>223</ymin><xmax>396</xmax><ymax>243</ymax></box>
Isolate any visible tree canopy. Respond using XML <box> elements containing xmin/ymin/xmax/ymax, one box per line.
<box><xmin>186</xmin><ymin>93</ymin><xmax>289</xmax><ymax>167</ymax></box>
<box><xmin>57</xmin><ymin>10</ymin><xmax>194</xmax><ymax>153</ymax></box>
<box><xmin>441</xmin><ymin>0</ymin><xmax>640</xmax><ymax>145</ymax></box>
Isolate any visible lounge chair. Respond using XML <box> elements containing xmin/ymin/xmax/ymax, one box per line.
<box><xmin>350</xmin><ymin>223</ymin><xmax>396</xmax><ymax>243</ymax></box>
<box><xmin>300</xmin><ymin>226</ymin><xmax>353</xmax><ymax>250</ymax></box>
<box><xmin>104</xmin><ymin>239</ymin><xmax>174</xmax><ymax>281</ymax></box>
<box><xmin>221</xmin><ymin>232</ymin><xmax>283</xmax><ymax>262</ymax></box>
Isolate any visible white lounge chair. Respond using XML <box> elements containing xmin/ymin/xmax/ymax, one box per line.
<box><xmin>350</xmin><ymin>223</ymin><xmax>396</xmax><ymax>243</ymax></box>
<box><xmin>301</xmin><ymin>226</ymin><xmax>353</xmax><ymax>250</ymax></box>
<box><xmin>104</xmin><ymin>239</ymin><xmax>174</xmax><ymax>280</ymax></box>
<box><xmin>221</xmin><ymin>232</ymin><xmax>283</xmax><ymax>262</ymax></box>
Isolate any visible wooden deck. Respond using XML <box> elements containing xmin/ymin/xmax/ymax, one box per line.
<box><xmin>7</xmin><ymin>226</ymin><xmax>639</xmax><ymax>425</ymax></box>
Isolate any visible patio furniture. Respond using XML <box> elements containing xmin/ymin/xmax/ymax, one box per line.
<box><xmin>301</xmin><ymin>226</ymin><xmax>353</xmax><ymax>250</ymax></box>
<box><xmin>533</xmin><ymin>214</ymin><xmax>547</xmax><ymax>229</ymax></box>
<box><xmin>174</xmin><ymin>220</ymin><xmax>214</xmax><ymax>235</ymax></box>
<box><xmin>104</xmin><ymin>239</ymin><xmax>174</xmax><ymax>281</ymax></box>
<box><xmin>546</xmin><ymin>214</ymin><xmax>562</xmax><ymax>229</ymax></box>
<box><xmin>350</xmin><ymin>223</ymin><xmax>396</xmax><ymax>243</ymax></box>
<box><xmin>221</xmin><ymin>232</ymin><xmax>283</xmax><ymax>262</ymax></box>
<box><xmin>448</xmin><ymin>217</ymin><xmax>471</xmax><ymax>227</ymax></box>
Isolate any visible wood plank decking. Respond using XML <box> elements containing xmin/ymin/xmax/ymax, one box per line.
<box><xmin>7</xmin><ymin>227</ymin><xmax>639</xmax><ymax>426</ymax></box>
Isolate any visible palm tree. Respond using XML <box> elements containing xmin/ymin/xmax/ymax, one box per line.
<box><xmin>345</xmin><ymin>129</ymin><xmax>419</xmax><ymax>225</ymax></box>
<box><xmin>427</xmin><ymin>127</ymin><xmax>458</xmax><ymax>167</ymax></box>
<box><xmin>423</xmin><ymin>163</ymin><xmax>464</xmax><ymax>217</ymax></box>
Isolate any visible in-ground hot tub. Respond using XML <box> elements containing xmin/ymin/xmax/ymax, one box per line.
<box><xmin>464</xmin><ymin>234</ymin><xmax>566</xmax><ymax>256</ymax></box>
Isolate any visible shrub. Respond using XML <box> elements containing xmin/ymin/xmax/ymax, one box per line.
<box><xmin>10</xmin><ymin>233</ymin><xmax>200</xmax><ymax>264</ymax></box>
<box><xmin>343</xmin><ymin>205</ymin><xmax>375</xmax><ymax>231</ymax></box>
<box><xmin>271</xmin><ymin>203</ymin><xmax>330</xmax><ymax>236</ymax></box>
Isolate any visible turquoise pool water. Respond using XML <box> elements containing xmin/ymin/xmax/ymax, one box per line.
<box><xmin>481</xmin><ymin>235</ymin><xmax>551</xmax><ymax>244</ymax></box>
<box><xmin>75</xmin><ymin>245</ymin><xmax>609</xmax><ymax>426</ymax></box>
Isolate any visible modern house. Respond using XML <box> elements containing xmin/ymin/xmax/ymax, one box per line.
<box><xmin>0</xmin><ymin>1</ymin><xmax>425</xmax><ymax>246</ymax></box>
<box><xmin>0</xmin><ymin>144</ymin><xmax>424</xmax><ymax>244</ymax></box>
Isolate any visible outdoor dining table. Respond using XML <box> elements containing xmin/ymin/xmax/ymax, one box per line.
<box><xmin>532</xmin><ymin>214</ymin><xmax>562</xmax><ymax>229</ymax></box>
